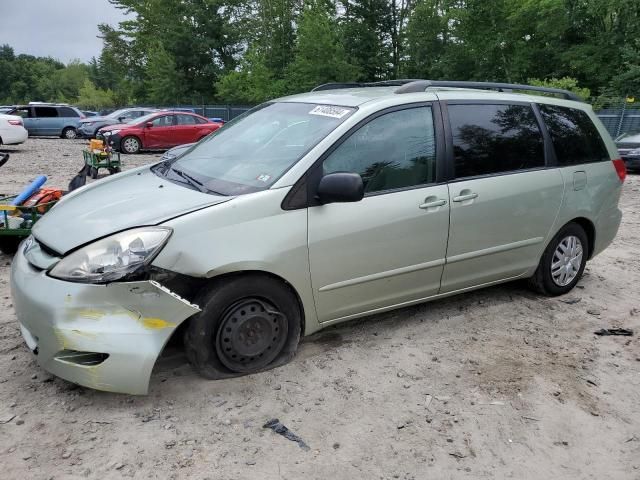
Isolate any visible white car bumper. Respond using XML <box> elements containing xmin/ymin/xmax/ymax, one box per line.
<box><xmin>0</xmin><ymin>126</ymin><xmax>28</xmax><ymax>145</ymax></box>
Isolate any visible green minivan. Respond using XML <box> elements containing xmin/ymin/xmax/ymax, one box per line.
<box><xmin>11</xmin><ymin>81</ymin><xmax>625</xmax><ymax>394</ymax></box>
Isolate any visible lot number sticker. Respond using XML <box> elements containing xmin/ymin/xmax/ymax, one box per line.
<box><xmin>309</xmin><ymin>105</ymin><xmax>351</xmax><ymax>119</ymax></box>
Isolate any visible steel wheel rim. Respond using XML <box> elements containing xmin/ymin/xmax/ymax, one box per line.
<box><xmin>551</xmin><ymin>235</ymin><xmax>583</xmax><ymax>287</ymax></box>
<box><xmin>123</xmin><ymin>138</ymin><xmax>138</xmax><ymax>152</ymax></box>
<box><xmin>215</xmin><ymin>298</ymin><xmax>288</xmax><ymax>373</ymax></box>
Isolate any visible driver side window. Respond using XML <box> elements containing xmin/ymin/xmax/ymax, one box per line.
<box><xmin>323</xmin><ymin>106</ymin><xmax>437</xmax><ymax>194</ymax></box>
<box><xmin>152</xmin><ymin>115</ymin><xmax>174</xmax><ymax>127</ymax></box>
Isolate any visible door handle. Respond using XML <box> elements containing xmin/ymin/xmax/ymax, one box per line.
<box><xmin>419</xmin><ymin>199</ymin><xmax>447</xmax><ymax>209</ymax></box>
<box><xmin>452</xmin><ymin>192</ymin><xmax>478</xmax><ymax>202</ymax></box>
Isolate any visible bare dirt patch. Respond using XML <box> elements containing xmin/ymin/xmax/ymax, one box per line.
<box><xmin>0</xmin><ymin>138</ymin><xmax>639</xmax><ymax>479</ymax></box>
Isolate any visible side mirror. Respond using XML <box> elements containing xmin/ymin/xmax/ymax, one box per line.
<box><xmin>316</xmin><ymin>172</ymin><xmax>364</xmax><ymax>204</ymax></box>
<box><xmin>118</xmin><ymin>116</ymin><xmax>126</xmax><ymax>122</ymax></box>
<box><xmin>145</xmin><ymin>122</ymin><xmax>153</xmax><ymax>128</ymax></box>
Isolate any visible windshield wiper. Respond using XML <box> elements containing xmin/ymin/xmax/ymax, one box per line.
<box><xmin>170</xmin><ymin>167</ymin><xmax>208</xmax><ymax>193</ymax></box>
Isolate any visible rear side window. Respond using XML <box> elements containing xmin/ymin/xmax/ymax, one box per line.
<box><xmin>539</xmin><ymin>105</ymin><xmax>609</xmax><ymax>165</ymax></box>
<box><xmin>323</xmin><ymin>106</ymin><xmax>437</xmax><ymax>194</ymax></box>
<box><xmin>34</xmin><ymin>107</ymin><xmax>58</xmax><ymax>118</ymax></box>
<box><xmin>176</xmin><ymin>114</ymin><xmax>197</xmax><ymax>125</ymax></box>
<box><xmin>448</xmin><ymin>104</ymin><xmax>545</xmax><ymax>179</ymax></box>
<box><xmin>58</xmin><ymin>107</ymin><xmax>79</xmax><ymax>117</ymax></box>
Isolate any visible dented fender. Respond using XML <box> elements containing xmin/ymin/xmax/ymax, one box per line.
<box><xmin>11</xmin><ymin>249</ymin><xmax>200</xmax><ymax>394</ymax></box>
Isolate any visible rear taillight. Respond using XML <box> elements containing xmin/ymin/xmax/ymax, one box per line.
<box><xmin>8</xmin><ymin>119</ymin><xmax>22</xmax><ymax>126</ymax></box>
<box><xmin>612</xmin><ymin>158</ymin><xmax>627</xmax><ymax>183</ymax></box>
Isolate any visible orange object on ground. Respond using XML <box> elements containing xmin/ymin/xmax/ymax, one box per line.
<box><xmin>23</xmin><ymin>188</ymin><xmax>64</xmax><ymax>213</ymax></box>
<box><xmin>89</xmin><ymin>139</ymin><xmax>104</xmax><ymax>151</ymax></box>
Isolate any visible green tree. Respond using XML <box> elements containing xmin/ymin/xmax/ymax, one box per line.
<box><xmin>286</xmin><ymin>1</ymin><xmax>359</xmax><ymax>92</ymax></box>
<box><xmin>76</xmin><ymin>79</ymin><xmax>116</xmax><ymax>110</ymax></box>
<box><xmin>144</xmin><ymin>43</ymin><xmax>185</xmax><ymax>105</ymax></box>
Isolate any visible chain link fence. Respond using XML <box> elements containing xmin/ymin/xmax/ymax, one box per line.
<box><xmin>595</xmin><ymin>98</ymin><xmax>640</xmax><ymax>139</ymax></box>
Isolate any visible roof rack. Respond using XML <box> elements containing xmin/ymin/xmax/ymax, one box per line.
<box><xmin>311</xmin><ymin>79</ymin><xmax>583</xmax><ymax>102</ymax></box>
<box><xmin>311</xmin><ymin>80</ymin><xmax>419</xmax><ymax>92</ymax></box>
<box><xmin>394</xmin><ymin>80</ymin><xmax>583</xmax><ymax>102</ymax></box>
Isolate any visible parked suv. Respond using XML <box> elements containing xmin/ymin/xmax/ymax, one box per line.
<box><xmin>11</xmin><ymin>80</ymin><xmax>624</xmax><ymax>394</ymax></box>
<box><xmin>615</xmin><ymin>131</ymin><xmax>640</xmax><ymax>170</ymax></box>
<box><xmin>6</xmin><ymin>103</ymin><xmax>84</xmax><ymax>139</ymax></box>
<box><xmin>78</xmin><ymin>107</ymin><xmax>158</xmax><ymax>139</ymax></box>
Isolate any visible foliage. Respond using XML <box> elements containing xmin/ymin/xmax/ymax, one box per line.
<box><xmin>76</xmin><ymin>79</ymin><xmax>116</xmax><ymax>110</ymax></box>
<box><xmin>1</xmin><ymin>0</ymin><xmax>639</xmax><ymax>106</ymax></box>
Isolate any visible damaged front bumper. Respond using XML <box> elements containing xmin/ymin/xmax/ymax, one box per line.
<box><xmin>10</xmin><ymin>247</ymin><xmax>200</xmax><ymax>394</ymax></box>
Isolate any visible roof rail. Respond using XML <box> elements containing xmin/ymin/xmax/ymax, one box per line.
<box><xmin>394</xmin><ymin>80</ymin><xmax>583</xmax><ymax>102</ymax></box>
<box><xmin>311</xmin><ymin>80</ymin><xmax>420</xmax><ymax>92</ymax></box>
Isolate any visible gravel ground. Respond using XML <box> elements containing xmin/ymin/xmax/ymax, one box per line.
<box><xmin>0</xmin><ymin>138</ymin><xmax>639</xmax><ymax>480</ymax></box>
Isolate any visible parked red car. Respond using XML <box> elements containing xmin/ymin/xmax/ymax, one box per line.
<box><xmin>98</xmin><ymin>111</ymin><xmax>223</xmax><ymax>153</ymax></box>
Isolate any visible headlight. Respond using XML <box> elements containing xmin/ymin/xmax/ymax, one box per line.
<box><xmin>106</xmin><ymin>129</ymin><xmax>120</xmax><ymax>136</ymax></box>
<box><xmin>49</xmin><ymin>227</ymin><xmax>172</xmax><ymax>283</ymax></box>
<box><xmin>83</xmin><ymin>122</ymin><xmax>95</xmax><ymax>127</ymax></box>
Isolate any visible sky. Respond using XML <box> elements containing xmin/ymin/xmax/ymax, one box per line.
<box><xmin>0</xmin><ymin>0</ymin><xmax>132</xmax><ymax>63</ymax></box>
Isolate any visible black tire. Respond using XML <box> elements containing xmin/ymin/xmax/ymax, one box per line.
<box><xmin>61</xmin><ymin>127</ymin><xmax>77</xmax><ymax>139</ymax></box>
<box><xmin>108</xmin><ymin>166</ymin><xmax>121</xmax><ymax>175</ymax></box>
<box><xmin>90</xmin><ymin>166</ymin><xmax>99</xmax><ymax>179</ymax></box>
<box><xmin>120</xmin><ymin>136</ymin><xmax>141</xmax><ymax>154</ymax></box>
<box><xmin>184</xmin><ymin>274</ymin><xmax>302</xmax><ymax>379</ymax></box>
<box><xmin>0</xmin><ymin>237</ymin><xmax>23</xmax><ymax>255</ymax></box>
<box><xmin>529</xmin><ymin>222</ymin><xmax>588</xmax><ymax>296</ymax></box>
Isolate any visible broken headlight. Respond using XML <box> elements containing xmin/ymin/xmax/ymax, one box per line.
<box><xmin>49</xmin><ymin>227</ymin><xmax>172</xmax><ymax>283</ymax></box>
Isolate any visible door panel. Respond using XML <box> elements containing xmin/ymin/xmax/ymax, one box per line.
<box><xmin>308</xmin><ymin>185</ymin><xmax>450</xmax><ymax>322</ymax></box>
<box><xmin>143</xmin><ymin>115</ymin><xmax>175</xmax><ymax>148</ymax></box>
<box><xmin>441</xmin><ymin>169</ymin><xmax>564</xmax><ymax>292</ymax></box>
<box><xmin>307</xmin><ymin>104</ymin><xmax>448</xmax><ymax>322</ymax></box>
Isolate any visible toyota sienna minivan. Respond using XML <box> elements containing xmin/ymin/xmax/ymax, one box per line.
<box><xmin>11</xmin><ymin>80</ymin><xmax>625</xmax><ymax>394</ymax></box>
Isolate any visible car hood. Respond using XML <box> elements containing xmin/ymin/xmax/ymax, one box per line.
<box><xmin>33</xmin><ymin>167</ymin><xmax>230</xmax><ymax>254</ymax></box>
<box><xmin>79</xmin><ymin>116</ymin><xmax>113</xmax><ymax>124</ymax></box>
<box><xmin>99</xmin><ymin>123</ymin><xmax>132</xmax><ymax>132</ymax></box>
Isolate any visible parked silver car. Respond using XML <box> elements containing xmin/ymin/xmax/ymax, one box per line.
<box><xmin>11</xmin><ymin>80</ymin><xmax>625</xmax><ymax>394</ymax></box>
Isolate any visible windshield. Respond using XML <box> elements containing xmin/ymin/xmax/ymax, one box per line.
<box><xmin>106</xmin><ymin>108</ymin><xmax>130</xmax><ymax>119</ymax></box>
<box><xmin>132</xmin><ymin>112</ymin><xmax>159</xmax><ymax>126</ymax></box>
<box><xmin>153</xmin><ymin>102</ymin><xmax>355</xmax><ymax>196</ymax></box>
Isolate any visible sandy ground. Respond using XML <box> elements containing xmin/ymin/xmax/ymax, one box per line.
<box><xmin>0</xmin><ymin>138</ymin><xmax>639</xmax><ymax>480</ymax></box>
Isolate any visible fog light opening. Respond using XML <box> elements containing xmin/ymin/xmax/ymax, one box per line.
<box><xmin>54</xmin><ymin>350</ymin><xmax>109</xmax><ymax>366</ymax></box>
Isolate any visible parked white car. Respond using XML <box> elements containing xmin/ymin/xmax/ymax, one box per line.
<box><xmin>0</xmin><ymin>114</ymin><xmax>28</xmax><ymax>145</ymax></box>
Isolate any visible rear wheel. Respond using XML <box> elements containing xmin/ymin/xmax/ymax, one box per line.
<box><xmin>184</xmin><ymin>274</ymin><xmax>302</xmax><ymax>379</ymax></box>
<box><xmin>61</xmin><ymin>127</ymin><xmax>77</xmax><ymax>139</ymax></box>
<box><xmin>529</xmin><ymin>223</ymin><xmax>588</xmax><ymax>296</ymax></box>
<box><xmin>121</xmin><ymin>136</ymin><xmax>141</xmax><ymax>154</ymax></box>
<box><xmin>90</xmin><ymin>166</ymin><xmax>99</xmax><ymax>179</ymax></box>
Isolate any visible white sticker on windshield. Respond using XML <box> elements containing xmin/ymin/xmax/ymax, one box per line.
<box><xmin>309</xmin><ymin>105</ymin><xmax>351</xmax><ymax>119</ymax></box>
<box><xmin>256</xmin><ymin>174</ymin><xmax>271</xmax><ymax>182</ymax></box>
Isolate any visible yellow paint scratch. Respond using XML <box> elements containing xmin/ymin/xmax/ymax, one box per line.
<box><xmin>141</xmin><ymin>317</ymin><xmax>175</xmax><ymax>329</ymax></box>
<box><xmin>76</xmin><ymin>309</ymin><xmax>105</xmax><ymax>320</ymax></box>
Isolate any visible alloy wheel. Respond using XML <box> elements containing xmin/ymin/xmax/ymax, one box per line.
<box><xmin>551</xmin><ymin>235</ymin><xmax>583</xmax><ymax>287</ymax></box>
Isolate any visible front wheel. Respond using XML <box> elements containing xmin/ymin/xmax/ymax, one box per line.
<box><xmin>120</xmin><ymin>136</ymin><xmax>141</xmax><ymax>154</ymax></box>
<box><xmin>184</xmin><ymin>274</ymin><xmax>302</xmax><ymax>379</ymax></box>
<box><xmin>529</xmin><ymin>223</ymin><xmax>588</xmax><ymax>296</ymax></box>
<box><xmin>61</xmin><ymin>127</ymin><xmax>77</xmax><ymax>139</ymax></box>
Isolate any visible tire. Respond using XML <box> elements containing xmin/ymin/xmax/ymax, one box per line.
<box><xmin>120</xmin><ymin>136</ymin><xmax>141</xmax><ymax>154</ymax></box>
<box><xmin>108</xmin><ymin>166</ymin><xmax>121</xmax><ymax>175</ymax></box>
<box><xmin>0</xmin><ymin>237</ymin><xmax>23</xmax><ymax>255</ymax></box>
<box><xmin>528</xmin><ymin>222</ymin><xmax>588</xmax><ymax>296</ymax></box>
<box><xmin>184</xmin><ymin>274</ymin><xmax>302</xmax><ymax>379</ymax></box>
<box><xmin>61</xmin><ymin>127</ymin><xmax>77</xmax><ymax>139</ymax></box>
<box><xmin>90</xmin><ymin>166</ymin><xmax>99</xmax><ymax>179</ymax></box>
